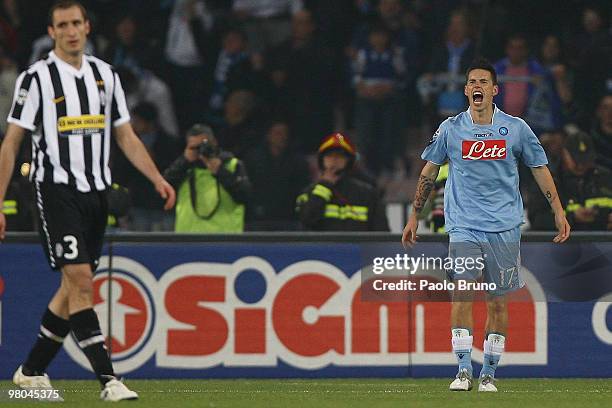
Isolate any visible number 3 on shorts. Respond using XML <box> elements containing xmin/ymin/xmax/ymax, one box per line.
<box><xmin>62</xmin><ymin>235</ymin><xmax>79</xmax><ymax>260</ymax></box>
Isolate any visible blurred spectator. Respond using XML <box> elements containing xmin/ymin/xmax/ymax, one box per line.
<box><xmin>244</xmin><ymin>120</ymin><xmax>310</xmax><ymax>230</ymax></box>
<box><xmin>266</xmin><ymin>9</ymin><xmax>335</xmax><ymax>153</ymax></box>
<box><xmin>421</xmin><ymin>9</ymin><xmax>475</xmax><ymax>119</ymax></box>
<box><xmin>474</xmin><ymin>1</ymin><xmax>510</xmax><ymax>62</ymax></box>
<box><xmin>303</xmin><ymin>0</ymin><xmax>360</xmax><ymax>53</ymax></box>
<box><xmin>232</xmin><ymin>0</ymin><xmax>303</xmax><ymax>52</ymax></box>
<box><xmin>352</xmin><ymin>0</ymin><xmax>420</xmax><ymax>52</ymax></box>
<box><xmin>350</xmin><ymin>0</ymin><xmax>421</xmax><ymax>126</ymax></box>
<box><xmin>538</xmin><ymin>34</ymin><xmax>574</xmax><ymax>120</ymax></box>
<box><xmin>352</xmin><ymin>24</ymin><xmax>406</xmax><ymax>175</ymax></box>
<box><xmin>216</xmin><ymin>89</ymin><xmax>264</xmax><ymax>158</ymax></box>
<box><xmin>591</xmin><ymin>94</ymin><xmax>612</xmax><ymax>171</ymax></box>
<box><xmin>117</xmin><ymin>67</ymin><xmax>180</xmax><ymax>138</ymax></box>
<box><xmin>104</xmin><ymin>14</ymin><xmax>155</xmax><ymax>73</ymax></box>
<box><xmin>568</xmin><ymin>6</ymin><xmax>612</xmax><ymax>127</ymax></box>
<box><xmin>164</xmin><ymin>124</ymin><xmax>251</xmax><ymax>233</ymax></box>
<box><xmin>0</xmin><ymin>0</ymin><xmax>20</xmax><ymax>56</ymax></box>
<box><xmin>86</xmin><ymin>1</ymin><xmax>169</xmax><ymax>69</ymax></box>
<box><xmin>562</xmin><ymin>131</ymin><xmax>612</xmax><ymax>231</ymax></box>
<box><xmin>352</xmin><ymin>0</ymin><xmax>420</xmax><ymax>61</ymax></box>
<box><xmin>207</xmin><ymin>27</ymin><xmax>269</xmax><ymax>120</ymax></box>
<box><xmin>112</xmin><ymin>103</ymin><xmax>179</xmax><ymax>231</ymax></box>
<box><xmin>568</xmin><ymin>6</ymin><xmax>610</xmax><ymax>70</ymax></box>
<box><xmin>296</xmin><ymin>133</ymin><xmax>389</xmax><ymax>231</ymax></box>
<box><xmin>494</xmin><ymin>34</ymin><xmax>562</xmax><ymax>133</ymax></box>
<box><xmin>164</xmin><ymin>0</ymin><xmax>216</xmax><ymax>133</ymax></box>
<box><xmin>0</xmin><ymin>45</ymin><xmax>18</xmax><ymax>134</ymax></box>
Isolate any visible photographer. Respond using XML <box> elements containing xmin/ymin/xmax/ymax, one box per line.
<box><xmin>164</xmin><ymin>124</ymin><xmax>251</xmax><ymax>232</ymax></box>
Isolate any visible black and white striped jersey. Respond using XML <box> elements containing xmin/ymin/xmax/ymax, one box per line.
<box><xmin>7</xmin><ymin>51</ymin><xmax>130</xmax><ymax>192</ymax></box>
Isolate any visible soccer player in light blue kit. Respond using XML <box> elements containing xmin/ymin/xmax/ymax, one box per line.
<box><xmin>402</xmin><ymin>58</ymin><xmax>570</xmax><ymax>392</ymax></box>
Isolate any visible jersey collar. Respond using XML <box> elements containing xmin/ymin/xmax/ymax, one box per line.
<box><xmin>49</xmin><ymin>50</ymin><xmax>88</xmax><ymax>78</ymax></box>
<box><xmin>467</xmin><ymin>104</ymin><xmax>499</xmax><ymax>125</ymax></box>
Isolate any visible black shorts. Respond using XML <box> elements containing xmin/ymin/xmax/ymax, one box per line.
<box><xmin>34</xmin><ymin>182</ymin><xmax>108</xmax><ymax>271</ymax></box>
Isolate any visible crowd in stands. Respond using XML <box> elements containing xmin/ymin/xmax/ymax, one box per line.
<box><xmin>0</xmin><ymin>0</ymin><xmax>611</xmax><ymax>232</ymax></box>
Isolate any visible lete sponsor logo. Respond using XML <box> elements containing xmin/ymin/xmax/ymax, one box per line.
<box><xmin>64</xmin><ymin>256</ymin><xmax>547</xmax><ymax>374</ymax></box>
<box><xmin>462</xmin><ymin>140</ymin><xmax>507</xmax><ymax>160</ymax></box>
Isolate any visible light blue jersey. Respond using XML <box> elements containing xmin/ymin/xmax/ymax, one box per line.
<box><xmin>422</xmin><ymin>105</ymin><xmax>548</xmax><ymax>232</ymax></box>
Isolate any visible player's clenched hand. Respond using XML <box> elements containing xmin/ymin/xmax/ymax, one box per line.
<box><xmin>155</xmin><ymin>179</ymin><xmax>176</xmax><ymax>210</ymax></box>
<box><xmin>402</xmin><ymin>214</ymin><xmax>419</xmax><ymax>249</ymax></box>
<box><xmin>0</xmin><ymin>212</ymin><xmax>5</xmax><ymax>240</ymax></box>
<box><xmin>553</xmin><ymin>212</ymin><xmax>570</xmax><ymax>243</ymax></box>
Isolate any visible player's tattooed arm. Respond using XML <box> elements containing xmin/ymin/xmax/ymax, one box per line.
<box><xmin>531</xmin><ymin>166</ymin><xmax>563</xmax><ymax>211</ymax></box>
<box><xmin>403</xmin><ymin>162</ymin><xmax>440</xmax><ymax>247</ymax></box>
<box><xmin>413</xmin><ymin>175</ymin><xmax>435</xmax><ymax>213</ymax></box>
<box><xmin>545</xmin><ymin>190</ymin><xmax>554</xmax><ymax>203</ymax></box>
<box><xmin>412</xmin><ymin>162</ymin><xmax>440</xmax><ymax>214</ymax></box>
<box><xmin>531</xmin><ymin>165</ymin><xmax>571</xmax><ymax>243</ymax></box>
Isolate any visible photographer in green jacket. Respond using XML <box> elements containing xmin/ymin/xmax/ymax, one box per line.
<box><xmin>164</xmin><ymin>124</ymin><xmax>251</xmax><ymax>232</ymax></box>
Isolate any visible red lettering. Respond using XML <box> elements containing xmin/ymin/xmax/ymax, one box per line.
<box><xmin>273</xmin><ymin>274</ymin><xmax>344</xmax><ymax>356</ymax></box>
<box><xmin>165</xmin><ymin>276</ymin><xmax>228</xmax><ymax>356</ymax></box>
<box><xmin>351</xmin><ymin>284</ymin><xmax>410</xmax><ymax>353</ymax></box>
<box><xmin>235</xmin><ymin>309</ymin><xmax>266</xmax><ymax>353</ymax></box>
<box><xmin>410</xmin><ymin>277</ymin><xmax>452</xmax><ymax>352</ymax></box>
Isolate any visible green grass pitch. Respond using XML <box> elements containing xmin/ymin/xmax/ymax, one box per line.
<box><xmin>1</xmin><ymin>378</ymin><xmax>611</xmax><ymax>407</ymax></box>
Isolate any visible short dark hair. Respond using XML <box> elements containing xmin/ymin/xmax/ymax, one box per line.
<box><xmin>187</xmin><ymin>123</ymin><xmax>215</xmax><ymax>140</ymax></box>
<box><xmin>599</xmin><ymin>93</ymin><xmax>612</xmax><ymax>103</ymax></box>
<box><xmin>369</xmin><ymin>23</ymin><xmax>391</xmax><ymax>38</ymax></box>
<box><xmin>223</xmin><ymin>27</ymin><xmax>248</xmax><ymax>42</ymax></box>
<box><xmin>48</xmin><ymin>0</ymin><xmax>88</xmax><ymax>27</ymax></box>
<box><xmin>465</xmin><ymin>57</ymin><xmax>498</xmax><ymax>85</ymax></box>
<box><xmin>506</xmin><ymin>33</ymin><xmax>528</xmax><ymax>48</ymax></box>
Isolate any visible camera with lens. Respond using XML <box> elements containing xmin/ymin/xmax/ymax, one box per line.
<box><xmin>198</xmin><ymin>139</ymin><xmax>220</xmax><ymax>158</ymax></box>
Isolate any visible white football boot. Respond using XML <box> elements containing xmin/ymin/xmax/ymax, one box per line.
<box><xmin>478</xmin><ymin>374</ymin><xmax>498</xmax><ymax>392</ymax></box>
<box><xmin>449</xmin><ymin>368</ymin><xmax>473</xmax><ymax>391</ymax></box>
<box><xmin>100</xmin><ymin>378</ymin><xmax>139</xmax><ymax>401</ymax></box>
<box><xmin>12</xmin><ymin>365</ymin><xmax>64</xmax><ymax>401</ymax></box>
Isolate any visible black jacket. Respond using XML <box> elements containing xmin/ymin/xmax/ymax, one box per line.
<box><xmin>296</xmin><ymin>176</ymin><xmax>389</xmax><ymax>231</ymax></box>
<box><xmin>562</xmin><ymin>165</ymin><xmax>612</xmax><ymax>231</ymax></box>
<box><xmin>244</xmin><ymin>146</ymin><xmax>310</xmax><ymax>222</ymax></box>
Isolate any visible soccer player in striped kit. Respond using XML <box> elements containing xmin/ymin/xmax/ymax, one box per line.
<box><xmin>0</xmin><ymin>1</ymin><xmax>175</xmax><ymax>401</ymax></box>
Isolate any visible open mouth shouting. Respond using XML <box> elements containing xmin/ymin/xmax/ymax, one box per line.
<box><xmin>472</xmin><ymin>90</ymin><xmax>484</xmax><ymax>105</ymax></box>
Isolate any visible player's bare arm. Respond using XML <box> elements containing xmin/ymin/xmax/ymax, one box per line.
<box><xmin>0</xmin><ymin>124</ymin><xmax>26</xmax><ymax>240</ymax></box>
<box><xmin>531</xmin><ymin>165</ymin><xmax>571</xmax><ymax>243</ymax></box>
<box><xmin>114</xmin><ymin>123</ymin><xmax>176</xmax><ymax>210</ymax></box>
<box><xmin>402</xmin><ymin>161</ymin><xmax>440</xmax><ymax>248</ymax></box>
